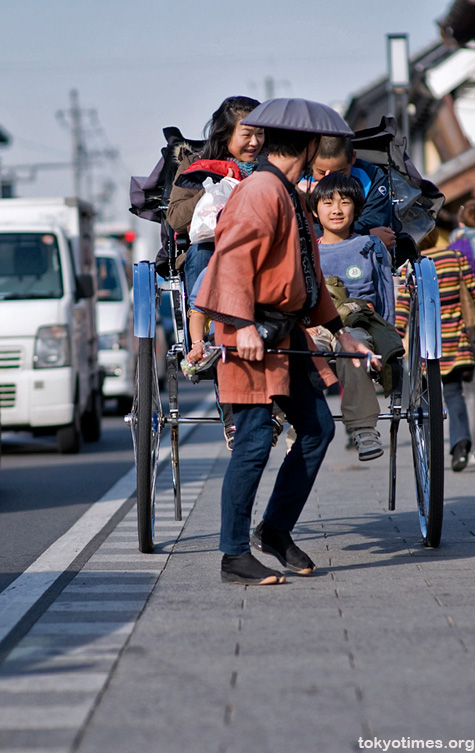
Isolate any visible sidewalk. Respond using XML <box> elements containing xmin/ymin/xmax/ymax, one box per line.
<box><xmin>1</xmin><ymin>392</ymin><xmax>475</xmax><ymax>753</ymax></box>
<box><xmin>76</xmin><ymin>394</ymin><xmax>475</xmax><ymax>753</ymax></box>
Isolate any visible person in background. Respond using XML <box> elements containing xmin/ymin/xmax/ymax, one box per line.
<box><xmin>448</xmin><ymin>200</ymin><xmax>475</xmax><ymax>275</ymax></box>
<box><xmin>396</xmin><ymin>227</ymin><xmax>475</xmax><ymax>472</ymax></box>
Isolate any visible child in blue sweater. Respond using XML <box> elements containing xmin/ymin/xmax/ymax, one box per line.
<box><xmin>308</xmin><ymin>172</ymin><xmax>395</xmax><ymax>460</ymax></box>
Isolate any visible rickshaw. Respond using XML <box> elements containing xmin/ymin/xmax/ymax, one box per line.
<box><xmin>126</xmin><ymin>115</ymin><xmax>446</xmax><ymax>554</ymax></box>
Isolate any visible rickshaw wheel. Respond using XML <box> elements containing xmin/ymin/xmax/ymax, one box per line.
<box><xmin>407</xmin><ymin>296</ymin><xmax>444</xmax><ymax>547</ymax></box>
<box><xmin>136</xmin><ymin>337</ymin><xmax>162</xmax><ymax>553</ymax></box>
<box><xmin>166</xmin><ymin>349</ymin><xmax>182</xmax><ymax>522</ymax></box>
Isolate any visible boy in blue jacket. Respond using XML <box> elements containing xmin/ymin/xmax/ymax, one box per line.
<box><xmin>307</xmin><ymin>172</ymin><xmax>395</xmax><ymax>460</ymax></box>
<box><xmin>310</xmin><ymin>134</ymin><xmax>397</xmax><ymax>252</ymax></box>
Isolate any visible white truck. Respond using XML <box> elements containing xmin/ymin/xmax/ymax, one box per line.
<box><xmin>0</xmin><ymin>197</ymin><xmax>103</xmax><ymax>453</ymax></box>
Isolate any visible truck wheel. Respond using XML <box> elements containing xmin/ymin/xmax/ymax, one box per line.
<box><xmin>82</xmin><ymin>390</ymin><xmax>102</xmax><ymax>442</ymax></box>
<box><xmin>57</xmin><ymin>403</ymin><xmax>81</xmax><ymax>454</ymax></box>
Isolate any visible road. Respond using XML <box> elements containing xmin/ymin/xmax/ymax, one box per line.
<box><xmin>0</xmin><ymin>380</ymin><xmax>212</xmax><ymax>594</ymax></box>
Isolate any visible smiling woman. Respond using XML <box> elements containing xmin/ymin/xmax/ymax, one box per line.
<box><xmin>166</xmin><ymin>95</ymin><xmax>265</xmax><ymax>302</ymax></box>
<box><xmin>166</xmin><ymin>96</ymin><xmax>264</xmax><ymax>242</ymax></box>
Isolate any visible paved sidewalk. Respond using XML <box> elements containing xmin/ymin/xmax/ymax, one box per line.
<box><xmin>1</xmin><ymin>392</ymin><xmax>475</xmax><ymax>753</ymax></box>
<box><xmin>76</xmin><ymin>395</ymin><xmax>475</xmax><ymax>753</ymax></box>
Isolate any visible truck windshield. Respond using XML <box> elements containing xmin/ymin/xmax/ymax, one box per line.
<box><xmin>0</xmin><ymin>233</ymin><xmax>63</xmax><ymax>300</ymax></box>
<box><xmin>96</xmin><ymin>256</ymin><xmax>124</xmax><ymax>302</ymax></box>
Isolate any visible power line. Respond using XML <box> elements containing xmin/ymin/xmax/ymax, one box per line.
<box><xmin>56</xmin><ymin>88</ymin><xmax>119</xmax><ymax>199</ymax></box>
<box><xmin>1</xmin><ymin>90</ymin><xmax>121</xmax><ymax>213</ymax></box>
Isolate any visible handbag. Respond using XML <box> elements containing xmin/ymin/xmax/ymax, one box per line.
<box><xmin>254</xmin><ymin>305</ymin><xmax>298</xmax><ymax>347</ymax></box>
<box><xmin>457</xmin><ymin>253</ymin><xmax>475</xmax><ymax>342</ymax></box>
<box><xmin>189</xmin><ymin>176</ymin><xmax>239</xmax><ymax>244</ymax></box>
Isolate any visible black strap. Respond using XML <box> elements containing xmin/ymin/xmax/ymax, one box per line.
<box><xmin>257</xmin><ymin>161</ymin><xmax>319</xmax><ymax>318</ymax></box>
<box><xmin>289</xmin><ymin>189</ymin><xmax>319</xmax><ymax>315</ymax></box>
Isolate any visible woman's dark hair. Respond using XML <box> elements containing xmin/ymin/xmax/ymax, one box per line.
<box><xmin>310</xmin><ymin>172</ymin><xmax>365</xmax><ymax>221</ymax></box>
<box><xmin>201</xmin><ymin>96</ymin><xmax>261</xmax><ymax>160</ymax></box>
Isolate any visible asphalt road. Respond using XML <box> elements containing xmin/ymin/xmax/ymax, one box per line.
<box><xmin>0</xmin><ymin>379</ymin><xmax>212</xmax><ymax>594</ymax></box>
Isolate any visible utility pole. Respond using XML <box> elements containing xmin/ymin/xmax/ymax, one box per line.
<box><xmin>386</xmin><ymin>34</ymin><xmax>411</xmax><ymax>153</ymax></box>
<box><xmin>258</xmin><ymin>76</ymin><xmax>290</xmax><ymax>100</ymax></box>
<box><xmin>264</xmin><ymin>76</ymin><xmax>275</xmax><ymax>99</ymax></box>
<box><xmin>2</xmin><ymin>91</ymin><xmax>118</xmax><ymax>207</ymax></box>
<box><xmin>56</xmin><ymin>89</ymin><xmax>98</xmax><ymax>200</ymax></box>
<box><xmin>69</xmin><ymin>89</ymin><xmax>87</xmax><ymax>198</ymax></box>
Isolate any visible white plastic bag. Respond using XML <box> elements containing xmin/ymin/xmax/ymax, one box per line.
<box><xmin>189</xmin><ymin>176</ymin><xmax>239</xmax><ymax>244</ymax></box>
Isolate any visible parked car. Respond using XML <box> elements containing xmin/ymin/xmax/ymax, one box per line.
<box><xmin>0</xmin><ymin>197</ymin><xmax>102</xmax><ymax>453</ymax></box>
<box><xmin>95</xmin><ymin>240</ymin><xmax>136</xmax><ymax>413</ymax></box>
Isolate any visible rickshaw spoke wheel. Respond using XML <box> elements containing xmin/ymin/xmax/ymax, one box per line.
<box><xmin>407</xmin><ymin>299</ymin><xmax>444</xmax><ymax>547</ymax></box>
<box><xmin>136</xmin><ymin>337</ymin><xmax>162</xmax><ymax>553</ymax></box>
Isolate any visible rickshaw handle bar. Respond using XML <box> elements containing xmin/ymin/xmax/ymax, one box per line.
<box><xmin>221</xmin><ymin>345</ymin><xmax>380</xmax><ymax>372</ymax></box>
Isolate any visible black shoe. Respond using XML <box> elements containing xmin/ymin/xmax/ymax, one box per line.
<box><xmin>221</xmin><ymin>552</ymin><xmax>286</xmax><ymax>585</ymax></box>
<box><xmin>452</xmin><ymin>440</ymin><xmax>470</xmax><ymax>472</ymax></box>
<box><xmin>251</xmin><ymin>521</ymin><xmax>316</xmax><ymax>575</ymax></box>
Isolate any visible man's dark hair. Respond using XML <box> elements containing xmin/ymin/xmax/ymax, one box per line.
<box><xmin>266</xmin><ymin>128</ymin><xmax>318</xmax><ymax>158</ymax></box>
<box><xmin>201</xmin><ymin>96</ymin><xmax>261</xmax><ymax>160</ymax></box>
<box><xmin>317</xmin><ymin>135</ymin><xmax>354</xmax><ymax>164</ymax></box>
<box><xmin>310</xmin><ymin>172</ymin><xmax>365</xmax><ymax>220</ymax></box>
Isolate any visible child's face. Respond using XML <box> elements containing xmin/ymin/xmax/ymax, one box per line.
<box><xmin>316</xmin><ymin>191</ymin><xmax>355</xmax><ymax>236</ymax></box>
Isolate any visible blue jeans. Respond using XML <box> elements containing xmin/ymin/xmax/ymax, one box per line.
<box><xmin>442</xmin><ymin>370</ymin><xmax>472</xmax><ymax>452</ymax></box>
<box><xmin>184</xmin><ymin>242</ymin><xmax>214</xmax><ymax>297</ymax></box>
<box><xmin>220</xmin><ymin>356</ymin><xmax>335</xmax><ymax>555</ymax></box>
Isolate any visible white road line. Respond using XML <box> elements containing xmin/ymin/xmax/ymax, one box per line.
<box><xmin>0</xmin><ymin>672</ymin><xmax>107</xmax><ymax>692</ymax></box>
<box><xmin>0</xmin><ymin>704</ymin><xmax>92</xmax><ymax>729</ymax></box>
<box><xmin>0</xmin><ymin>392</ymin><xmax>216</xmax><ymax>646</ymax></box>
<box><xmin>47</xmin><ymin>600</ymin><xmax>145</xmax><ymax>611</ymax></box>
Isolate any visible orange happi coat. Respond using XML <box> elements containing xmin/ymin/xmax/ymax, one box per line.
<box><xmin>195</xmin><ymin>169</ymin><xmax>340</xmax><ymax>404</ymax></box>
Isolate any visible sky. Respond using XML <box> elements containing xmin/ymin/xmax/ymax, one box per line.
<box><xmin>0</xmin><ymin>0</ymin><xmax>452</xmax><ymax>252</ymax></box>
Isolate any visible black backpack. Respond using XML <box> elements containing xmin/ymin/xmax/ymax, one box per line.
<box><xmin>352</xmin><ymin>116</ymin><xmax>445</xmax><ymax>266</ymax></box>
<box><xmin>129</xmin><ymin>127</ymin><xmax>205</xmax><ymax>278</ymax></box>
<box><xmin>129</xmin><ymin>126</ymin><xmax>205</xmax><ymax>224</ymax></box>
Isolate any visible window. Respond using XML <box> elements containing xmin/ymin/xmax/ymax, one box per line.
<box><xmin>0</xmin><ymin>233</ymin><xmax>63</xmax><ymax>299</ymax></box>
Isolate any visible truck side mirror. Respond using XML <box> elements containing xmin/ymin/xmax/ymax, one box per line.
<box><xmin>76</xmin><ymin>273</ymin><xmax>94</xmax><ymax>300</ymax></box>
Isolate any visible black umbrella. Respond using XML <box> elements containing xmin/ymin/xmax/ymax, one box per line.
<box><xmin>241</xmin><ymin>98</ymin><xmax>353</xmax><ymax>136</ymax></box>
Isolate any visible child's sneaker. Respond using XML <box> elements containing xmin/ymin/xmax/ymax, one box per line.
<box><xmin>351</xmin><ymin>427</ymin><xmax>384</xmax><ymax>461</ymax></box>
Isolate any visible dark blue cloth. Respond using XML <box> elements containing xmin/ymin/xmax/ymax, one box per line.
<box><xmin>183</xmin><ymin>242</ymin><xmax>214</xmax><ymax>297</ymax></box>
<box><xmin>442</xmin><ymin>372</ymin><xmax>472</xmax><ymax>452</ymax></box>
<box><xmin>351</xmin><ymin>158</ymin><xmax>392</xmax><ymax>234</ymax></box>
<box><xmin>220</xmin><ymin>353</ymin><xmax>335</xmax><ymax>554</ymax></box>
